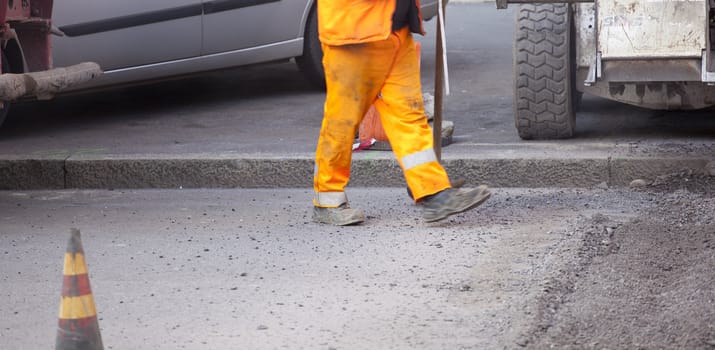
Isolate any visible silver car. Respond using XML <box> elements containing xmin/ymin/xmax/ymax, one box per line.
<box><xmin>52</xmin><ymin>1</ymin><xmax>441</xmax><ymax>91</ymax></box>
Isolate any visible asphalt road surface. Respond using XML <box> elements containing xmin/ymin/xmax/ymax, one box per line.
<box><xmin>1</xmin><ymin>183</ymin><xmax>714</xmax><ymax>349</ymax></box>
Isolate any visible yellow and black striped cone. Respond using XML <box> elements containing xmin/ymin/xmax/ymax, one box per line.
<box><xmin>55</xmin><ymin>228</ymin><xmax>104</xmax><ymax>350</ymax></box>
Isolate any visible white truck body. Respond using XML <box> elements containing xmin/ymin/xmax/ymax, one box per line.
<box><xmin>501</xmin><ymin>0</ymin><xmax>714</xmax><ymax>138</ymax></box>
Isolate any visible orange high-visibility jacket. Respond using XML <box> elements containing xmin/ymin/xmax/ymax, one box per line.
<box><xmin>317</xmin><ymin>0</ymin><xmax>425</xmax><ymax>46</ymax></box>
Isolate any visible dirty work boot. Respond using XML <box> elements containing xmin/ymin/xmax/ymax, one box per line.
<box><xmin>421</xmin><ymin>185</ymin><xmax>491</xmax><ymax>222</ymax></box>
<box><xmin>312</xmin><ymin>203</ymin><xmax>366</xmax><ymax>226</ymax></box>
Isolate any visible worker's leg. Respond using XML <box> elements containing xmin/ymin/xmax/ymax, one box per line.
<box><xmin>373</xmin><ymin>28</ymin><xmax>451</xmax><ymax>201</ymax></box>
<box><xmin>313</xmin><ymin>40</ymin><xmax>393</xmax><ymax>209</ymax></box>
<box><xmin>375</xmin><ymin>28</ymin><xmax>491</xmax><ymax>222</ymax></box>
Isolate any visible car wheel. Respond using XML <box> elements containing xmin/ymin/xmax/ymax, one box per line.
<box><xmin>513</xmin><ymin>3</ymin><xmax>576</xmax><ymax>140</ymax></box>
<box><xmin>296</xmin><ymin>5</ymin><xmax>325</xmax><ymax>89</ymax></box>
<box><xmin>0</xmin><ymin>53</ymin><xmax>11</xmax><ymax>128</ymax></box>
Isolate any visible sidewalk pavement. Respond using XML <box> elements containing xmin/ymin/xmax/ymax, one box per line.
<box><xmin>1</xmin><ymin>104</ymin><xmax>713</xmax><ymax>191</ymax></box>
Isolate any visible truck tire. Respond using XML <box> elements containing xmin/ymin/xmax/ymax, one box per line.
<box><xmin>296</xmin><ymin>4</ymin><xmax>325</xmax><ymax>89</ymax></box>
<box><xmin>513</xmin><ymin>4</ymin><xmax>575</xmax><ymax>139</ymax></box>
<box><xmin>0</xmin><ymin>53</ymin><xmax>11</xmax><ymax>128</ymax></box>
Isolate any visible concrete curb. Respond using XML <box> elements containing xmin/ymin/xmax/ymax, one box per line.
<box><xmin>1</xmin><ymin>155</ymin><xmax>711</xmax><ymax>190</ymax></box>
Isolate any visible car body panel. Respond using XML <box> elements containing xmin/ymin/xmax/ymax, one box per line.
<box><xmin>202</xmin><ymin>0</ymin><xmax>311</xmax><ymax>54</ymax></box>
<box><xmin>53</xmin><ymin>0</ymin><xmax>202</xmax><ymax>71</ymax></box>
<box><xmin>50</xmin><ymin>0</ymin><xmax>440</xmax><ymax>91</ymax></box>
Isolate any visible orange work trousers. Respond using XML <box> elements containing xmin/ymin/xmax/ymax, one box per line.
<box><xmin>313</xmin><ymin>27</ymin><xmax>451</xmax><ymax>207</ymax></box>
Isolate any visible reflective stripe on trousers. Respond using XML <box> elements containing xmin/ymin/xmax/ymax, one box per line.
<box><xmin>313</xmin><ymin>27</ymin><xmax>451</xmax><ymax>207</ymax></box>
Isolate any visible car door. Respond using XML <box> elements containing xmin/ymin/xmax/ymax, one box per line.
<box><xmin>201</xmin><ymin>0</ymin><xmax>310</xmax><ymax>57</ymax></box>
<box><xmin>52</xmin><ymin>0</ymin><xmax>202</xmax><ymax>71</ymax></box>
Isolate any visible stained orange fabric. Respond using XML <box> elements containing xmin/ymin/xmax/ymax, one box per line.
<box><xmin>359</xmin><ymin>41</ymin><xmax>422</xmax><ymax>142</ymax></box>
<box><xmin>317</xmin><ymin>0</ymin><xmax>424</xmax><ymax>46</ymax></box>
<box><xmin>313</xmin><ymin>27</ymin><xmax>451</xmax><ymax>206</ymax></box>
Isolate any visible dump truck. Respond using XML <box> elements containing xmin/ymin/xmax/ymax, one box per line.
<box><xmin>0</xmin><ymin>0</ymin><xmax>101</xmax><ymax>128</ymax></box>
<box><xmin>498</xmin><ymin>0</ymin><xmax>712</xmax><ymax>139</ymax></box>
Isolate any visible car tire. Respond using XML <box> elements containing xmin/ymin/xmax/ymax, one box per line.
<box><xmin>296</xmin><ymin>4</ymin><xmax>325</xmax><ymax>89</ymax></box>
<box><xmin>513</xmin><ymin>3</ymin><xmax>576</xmax><ymax>140</ymax></box>
<box><xmin>0</xmin><ymin>52</ymin><xmax>11</xmax><ymax>128</ymax></box>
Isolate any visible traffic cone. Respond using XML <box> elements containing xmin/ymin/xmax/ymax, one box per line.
<box><xmin>55</xmin><ymin>228</ymin><xmax>104</xmax><ymax>350</ymax></box>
